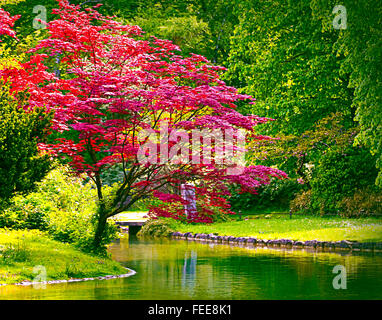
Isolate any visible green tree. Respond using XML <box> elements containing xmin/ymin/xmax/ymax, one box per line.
<box><xmin>0</xmin><ymin>87</ymin><xmax>53</xmax><ymax>201</ymax></box>
<box><xmin>310</xmin><ymin>146</ymin><xmax>378</xmax><ymax>214</ymax></box>
<box><xmin>311</xmin><ymin>0</ymin><xmax>382</xmax><ymax>186</ymax></box>
<box><xmin>223</xmin><ymin>0</ymin><xmax>362</xmax><ymax>188</ymax></box>
<box><xmin>225</xmin><ymin>0</ymin><xmax>352</xmax><ymax>136</ymax></box>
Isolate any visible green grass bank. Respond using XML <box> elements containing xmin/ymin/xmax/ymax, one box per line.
<box><xmin>0</xmin><ymin>228</ymin><xmax>127</xmax><ymax>285</ymax></box>
<box><xmin>143</xmin><ymin>214</ymin><xmax>382</xmax><ymax>243</ymax></box>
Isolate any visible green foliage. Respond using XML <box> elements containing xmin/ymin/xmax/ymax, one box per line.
<box><xmin>126</xmin><ymin>4</ymin><xmax>211</xmax><ymax>57</ymax></box>
<box><xmin>225</xmin><ymin>0</ymin><xmax>352</xmax><ymax>136</ymax></box>
<box><xmin>205</xmin><ymin>204</ymin><xmax>234</xmax><ymax>223</ymax></box>
<box><xmin>0</xmin><ymin>166</ymin><xmax>118</xmax><ymax>252</ymax></box>
<box><xmin>338</xmin><ymin>189</ymin><xmax>382</xmax><ymax>218</ymax></box>
<box><xmin>137</xmin><ymin>218</ymin><xmax>176</xmax><ymax>237</ymax></box>
<box><xmin>0</xmin><ymin>87</ymin><xmax>53</xmax><ymax>201</ymax></box>
<box><xmin>223</xmin><ymin>0</ymin><xmax>361</xmax><ymax>189</ymax></box>
<box><xmin>128</xmin><ymin>196</ymin><xmax>164</xmax><ymax>211</ymax></box>
<box><xmin>311</xmin><ymin>0</ymin><xmax>382</xmax><ymax>186</ymax></box>
<box><xmin>290</xmin><ymin>190</ymin><xmax>313</xmax><ymax>214</ymax></box>
<box><xmin>80</xmin><ymin>0</ymin><xmax>237</xmax><ymax>64</ymax></box>
<box><xmin>1</xmin><ymin>239</ymin><xmax>30</xmax><ymax>264</ymax></box>
<box><xmin>0</xmin><ymin>0</ymin><xmax>27</xmax><ymax>5</ymax></box>
<box><xmin>229</xmin><ymin>178</ymin><xmax>302</xmax><ymax>212</ymax></box>
<box><xmin>2</xmin><ymin>0</ymin><xmax>56</xmax><ymax>37</ymax></box>
<box><xmin>310</xmin><ymin>147</ymin><xmax>379</xmax><ymax>214</ymax></box>
<box><xmin>250</xmin><ymin>113</ymin><xmax>358</xmax><ymax>180</ymax></box>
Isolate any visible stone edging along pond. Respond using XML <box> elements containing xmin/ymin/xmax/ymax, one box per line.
<box><xmin>0</xmin><ymin>267</ymin><xmax>137</xmax><ymax>288</ymax></box>
<box><xmin>170</xmin><ymin>232</ymin><xmax>382</xmax><ymax>252</ymax></box>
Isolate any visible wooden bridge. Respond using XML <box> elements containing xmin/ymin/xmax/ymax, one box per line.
<box><xmin>113</xmin><ymin>212</ymin><xmax>148</xmax><ymax>235</ymax></box>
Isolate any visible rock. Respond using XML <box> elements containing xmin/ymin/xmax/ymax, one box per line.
<box><xmin>327</xmin><ymin>242</ymin><xmax>336</xmax><ymax>248</ymax></box>
<box><xmin>352</xmin><ymin>242</ymin><xmax>361</xmax><ymax>250</ymax></box>
<box><xmin>334</xmin><ymin>241</ymin><xmax>342</xmax><ymax>248</ymax></box>
<box><xmin>293</xmin><ymin>241</ymin><xmax>303</xmax><ymax>246</ymax></box>
<box><xmin>304</xmin><ymin>240</ymin><xmax>318</xmax><ymax>247</ymax></box>
<box><xmin>320</xmin><ymin>241</ymin><xmax>328</xmax><ymax>248</ymax></box>
<box><xmin>339</xmin><ymin>240</ymin><xmax>352</xmax><ymax>249</ymax></box>
<box><xmin>362</xmin><ymin>242</ymin><xmax>375</xmax><ymax>250</ymax></box>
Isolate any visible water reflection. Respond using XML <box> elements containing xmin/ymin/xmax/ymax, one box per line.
<box><xmin>0</xmin><ymin>237</ymin><xmax>382</xmax><ymax>300</ymax></box>
<box><xmin>181</xmin><ymin>250</ymin><xmax>197</xmax><ymax>294</ymax></box>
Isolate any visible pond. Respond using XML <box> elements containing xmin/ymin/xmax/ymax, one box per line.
<box><xmin>1</xmin><ymin>237</ymin><xmax>382</xmax><ymax>299</ymax></box>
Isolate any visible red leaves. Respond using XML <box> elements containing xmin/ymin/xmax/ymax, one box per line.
<box><xmin>0</xmin><ymin>0</ymin><xmax>288</xmax><ymax>223</ymax></box>
<box><xmin>152</xmin><ymin>191</ymin><xmax>185</xmax><ymax>204</ymax></box>
<box><xmin>0</xmin><ymin>8</ymin><xmax>20</xmax><ymax>42</ymax></box>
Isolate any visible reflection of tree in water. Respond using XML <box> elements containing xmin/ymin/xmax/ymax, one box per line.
<box><xmin>181</xmin><ymin>250</ymin><xmax>197</xmax><ymax>294</ymax></box>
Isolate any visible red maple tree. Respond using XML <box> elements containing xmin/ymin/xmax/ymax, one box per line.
<box><xmin>1</xmin><ymin>1</ymin><xmax>287</xmax><ymax>247</ymax></box>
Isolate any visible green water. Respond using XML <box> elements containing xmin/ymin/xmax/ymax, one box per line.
<box><xmin>1</xmin><ymin>237</ymin><xmax>382</xmax><ymax>299</ymax></box>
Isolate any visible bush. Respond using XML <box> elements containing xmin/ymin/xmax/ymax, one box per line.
<box><xmin>338</xmin><ymin>189</ymin><xmax>382</xmax><ymax>217</ymax></box>
<box><xmin>0</xmin><ymin>165</ymin><xmax>118</xmax><ymax>251</ymax></box>
<box><xmin>137</xmin><ymin>218</ymin><xmax>176</xmax><ymax>237</ymax></box>
<box><xmin>0</xmin><ymin>87</ymin><xmax>53</xmax><ymax>201</ymax></box>
<box><xmin>1</xmin><ymin>239</ymin><xmax>30</xmax><ymax>264</ymax></box>
<box><xmin>309</xmin><ymin>147</ymin><xmax>378</xmax><ymax>214</ymax></box>
<box><xmin>290</xmin><ymin>190</ymin><xmax>312</xmax><ymax>214</ymax></box>
<box><xmin>229</xmin><ymin>178</ymin><xmax>302</xmax><ymax>212</ymax></box>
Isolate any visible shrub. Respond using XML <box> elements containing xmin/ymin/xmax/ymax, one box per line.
<box><xmin>0</xmin><ymin>165</ymin><xmax>118</xmax><ymax>251</ymax></box>
<box><xmin>0</xmin><ymin>87</ymin><xmax>53</xmax><ymax>201</ymax></box>
<box><xmin>290</xmin><ymin>189</ymin><xmax>313</xmax><ymax>214</ymax></box>
<box><xmin>309</xmin><ymin>146</ymin><xmax>378</xmax><ymax>214</ymax></box>
<box><xmin>338</xmin><ymin>189</ymin><xmax>382</xmax><ymax>217</ymax></box>
<box><xmin>229</xmin><ymin>178</ymin><xmax>302</xmax><ymax>212</ymax></box>
<box><xmin>0</xmin><ymin>191</ymin><xmax>51</xmax><ymax>230</ymax></box>
<box><xmin>1</xmin><ymin>239</ymin><xmax>30</xmax><ymax>264</ymax></box>
<box><xmin>137</xmin><ymin>218</ymin><xmax>176</xmax><ymax>237</ymax></box>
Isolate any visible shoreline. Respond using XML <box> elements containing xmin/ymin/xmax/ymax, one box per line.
<box><xmin>0</xmin><ymin>267</ymin><xmax>136</xmax><ymax>288</ymax></box>
<box><xmin>0</xmin><ymin>229</ymin><xmax>136</xmax><ymax>287</ymax></box>
<box><xmin>170</xmin><ymin>232</ymin><xmax>382</xmax><ymax>252</ymax></box>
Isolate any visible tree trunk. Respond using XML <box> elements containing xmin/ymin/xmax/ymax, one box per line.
<box><xmin>93</xmin><ymin>211</ymin><xmax>107</xmax><ymax>248</ymax></box>
<box><xmin>93</xmin><ymin>171</ymin><xmax>106</xmax><ymax>249</ymax></box>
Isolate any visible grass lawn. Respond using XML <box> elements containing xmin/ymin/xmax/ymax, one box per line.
<box><xmin>168</xmin><ymin>214</ymin><xmax>382</xmax><ymax>243</ymax></box>
<box><xmin>0</xmin><ymin>228</ymin><xmax>128</xmax><ymax>285</ymax></box>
